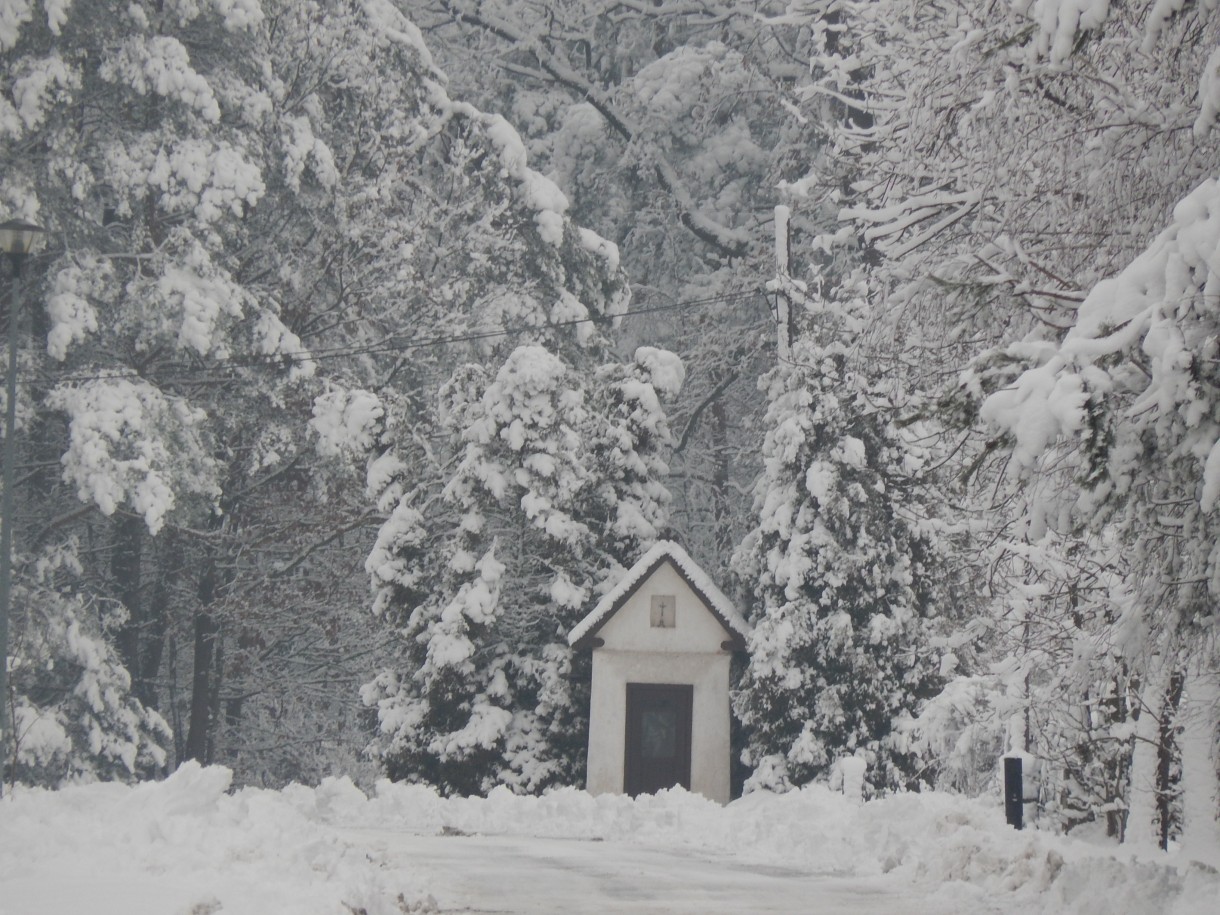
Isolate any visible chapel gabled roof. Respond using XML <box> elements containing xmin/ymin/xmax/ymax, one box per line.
<box><xmin>568</xmin><ymin>540</ymin><xmax>750</xmax><ymax>651</ymax></box>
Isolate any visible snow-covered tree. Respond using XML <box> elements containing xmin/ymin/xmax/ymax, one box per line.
<box><xmin>2</xmin><ymin>0</ymin><xmax>314</xmax><ymax>782</ymax></box>
<box><xmin>415</xmin><ymin>0</ymin><xmax>825</xmax><ymax>570</ymax></box>
<box><xmin>7</xmin><ymin>541</ymin><xmax>169</xmax><ymax>786</ymax></box>
<box><xmin>1</xmin><ymin>0</ymin><xmax>633</xmax><ymax>787</ymax></box>
<box><xmin>734</xmin><ymin>337</ymin><xmax>946</xmax><ymax>793</ymax></box>
<box><xmin>360</xmin><ymin>344</ymin><xmax>683</xmax><ymax>794</ymax></box>
<box><xmin>967</xmin><ymin>174</ymin><xmax>1220</xmax><ymax>850</ymax></box>
<box><xmin>755</xmin><ymin>0</ymin><xmax>1220</xmax><ymax>844</ymax></box>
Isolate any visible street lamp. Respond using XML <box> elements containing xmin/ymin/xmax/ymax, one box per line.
<box><xmin>0</xmin><ymin>217</ymin><xmax>45</xmax><ymax>789</ymax></box>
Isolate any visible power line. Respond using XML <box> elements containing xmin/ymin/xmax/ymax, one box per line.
<box><xmin>307</xmin><ymin>290</ymin><xmax>757</xmax><ymax>360</ymax></box>
<box><xmin>39</xmin><ymin>288</ymin><xmax>769</xmax><ymax>387</ymax></box>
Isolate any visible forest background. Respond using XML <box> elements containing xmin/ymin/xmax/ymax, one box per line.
<box><xmin>2</xmin><ymin>0</ymin><xmax>1219</xmax><ymax>858</ymax></box>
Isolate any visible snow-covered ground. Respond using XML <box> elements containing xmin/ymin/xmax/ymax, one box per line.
<box><xmin>1</xmin><ymin>763</ymin><xmax>1216</xmax><ymax>914</ymax></box>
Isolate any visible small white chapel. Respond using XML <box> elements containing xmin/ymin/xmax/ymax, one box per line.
<box><xmin>568</xmin><ymin>541</ymin><xmax>750</xmax><ymax>804</ymax></box>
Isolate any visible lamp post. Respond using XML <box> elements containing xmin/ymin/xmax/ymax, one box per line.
<box><xmin>0</xmin><ymin>217</ymin><xmax>45</xmax><ymax>788</ymax></box>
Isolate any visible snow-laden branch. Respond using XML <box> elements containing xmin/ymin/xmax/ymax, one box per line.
<box><xmin>601</xmin><ymin>0</ymin><xmax>740</xmax><ymax>27</ymax></box>
<box><xmin>840</xmin><ymin>190</ymin><xmax>983</xmax><ymax>258</ymax></box>
<box><xmin>979</xmin><ymin>177</ymin><xmax>1220</xmax><ymax>482</ymax></box>
<box><xmin>438</xmin><ymin>0</ymin><xmax>751</xmax><ymax>259</ymax></box>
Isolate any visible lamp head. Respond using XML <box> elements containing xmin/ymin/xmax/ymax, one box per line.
<box><xmin>0</xmin><ymin>218</ymin><xmax>46</xmax><ymax>259</ymax></box>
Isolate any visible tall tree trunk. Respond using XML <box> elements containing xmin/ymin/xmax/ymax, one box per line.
<box><xmin>1157</xmin><ymin>670</ymin><xmax>1186</xmax><ymax>851</ymax></box>
<box><xmin>1177</xmin><ymin>660</ymin><xmax>1220</xmax><ymax>862</ymax></box>
<box><xmin>1127</xmin><ymin>658</ymin><xmax>1169</xmax><ymax>848</ymax></box>
<box><xmin>184</xmin><ymin>558</ymin><xmax>221</xmax><ymax>764</ymax></box>
<box><xmin>711</xmin><ymin>396</ymin><xmax>733</xmax><ymax>560</ymax></box>
<box><xmin>206</xmin><ymin>635</ymin><xmax>224</xmax><ymax>763</ymax></box>
<box><xmin>136</xmin><ymin>535</ymin><xmax>176</xmax><ymax>709</ymax></box>
<box><xmin>112</xmin><ymin>515</ymin><xmax>143</xmax><ymax>682</ymax></box>
<box><xmin>112</xmin><ymin>519</ymin><xmax>177</xmax><ymax>710</ymax></box>
<box><xmin>1103</xmin><ymin>675</ymin><xmax>1127</xmax><ymax>841</ymax></box>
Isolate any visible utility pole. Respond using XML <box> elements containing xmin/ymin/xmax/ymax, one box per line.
<box><xmin>774</xmin><ymin>205</ymin><xmax>792</xmax><ymax>362</ymax></box>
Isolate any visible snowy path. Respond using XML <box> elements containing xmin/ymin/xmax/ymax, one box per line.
<box><xmin>344</xmin><ymin>828</ymin><xmax>1011</xmax><ymax>914</ymax></box>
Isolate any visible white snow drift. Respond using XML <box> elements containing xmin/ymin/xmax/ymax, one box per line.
<box><xmin>1</xmin><ymin>763</ymin><xmax>1217</xmax><ymax>914</ymax></box>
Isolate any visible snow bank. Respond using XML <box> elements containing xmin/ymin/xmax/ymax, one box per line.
<box><xmin>0</xmin><ymin>763</ymin><xmax>434</xmax><ymax>915</ymax></box>
<box><xmin>3</xmin><ymin>765</ymin><xmax>1216</xmax><ymax>914</ymax></box>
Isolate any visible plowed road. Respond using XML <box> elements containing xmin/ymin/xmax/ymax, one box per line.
<box><xmin>343</xmin><ymin>829</ymin><xmax>1017</xmax><ymax>914</ymax></box>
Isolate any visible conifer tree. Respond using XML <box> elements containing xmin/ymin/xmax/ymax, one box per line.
<box><xmin>1</xmin><ymin>0</ymin><xmax>635</xmax><ymax>785</ymax></box>
<box><xmin>734</xmin><ymin>338</ymin><xmax>945</xmax><ymax>792</ymax></box>
<box><xmin>361</xmin><ymin>344</ymin><xmax>683</xmax><ymax>794</ymax></box>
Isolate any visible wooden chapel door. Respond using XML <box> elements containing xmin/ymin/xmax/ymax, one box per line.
<box><xmin>624</xmin><ymin>683</ymin><xmax>693</xmax><ymax>796</ymax></box>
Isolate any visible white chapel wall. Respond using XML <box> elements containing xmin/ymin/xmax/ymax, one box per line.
<box><xmin>585</xmin><ymin>562</ymin><xmax>733</xmax><ymax>804</ymax></box>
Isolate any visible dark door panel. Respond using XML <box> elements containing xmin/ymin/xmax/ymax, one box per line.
<box><xmin>624</xmin><ymin>683</ymin><xmax>693</xmax><ymax>796</ymax></box>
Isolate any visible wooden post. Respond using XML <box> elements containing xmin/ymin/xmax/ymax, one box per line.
<box><xmin>774</xmin><ymin>205</ymin><xmax>792</xmax><ymax>362</ymax></box>
<box><xmin>1004</xmin><ymin>756</ymin><xmax>1024</xmax><ymax>829</ymax></box>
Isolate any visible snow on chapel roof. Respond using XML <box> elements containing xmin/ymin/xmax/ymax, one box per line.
<box><xmin>568</xmin><ymin>540</ymin><xmax>750</xmax><ymax>649</ymax></box>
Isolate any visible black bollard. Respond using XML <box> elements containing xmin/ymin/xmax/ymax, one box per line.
<box><xmin>1004</xmin><ymin>756</ymin><xmax>1023</xmax><ymax>830</ymax></box>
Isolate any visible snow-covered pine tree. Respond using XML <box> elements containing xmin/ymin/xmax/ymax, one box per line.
<box><xmin>734</xmin><ymin>338</ymin><xmax>945</xmax><ymax>793</ymax></box>
<box><xmin>6</xmin><ymin>0</ymin><xmax>639</xmax><ymax>784</ymax></box>
<box><xmin>501</xmin><ymin>345</ymin><xmax>684</xmax><ymax>788</ymax></box>
<box><xmin>1</xmin><ymin>0</ymin><xmax>311</xmax><ymax>782</ymax></box>
<box><xmin>360</xmin><ymin>344</ymin><xmax>683</xmax><ymax>794</ymax></box>
<box><xmin>8</xmin><ymin>540</ymin><xmax>170</xmax><ymax>786</ymax></box>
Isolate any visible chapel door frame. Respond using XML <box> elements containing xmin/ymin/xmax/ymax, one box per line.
<box><xmin>623</xmin><ymin>682</ymin><xmax>693</xmax><ymax>797</ymax></box>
